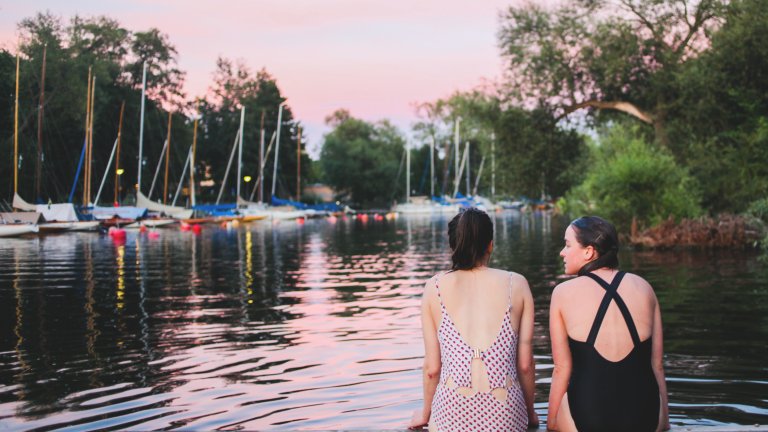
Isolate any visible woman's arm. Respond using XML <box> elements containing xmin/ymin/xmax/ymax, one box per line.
<box><xmin>409</xmin><ymin>279</ymin><xmax>441</xmax><ymax>429</ymax></box>
<box><xmin>651</xmin><ymin>296</ymin><xmax>670</xmax><ymax>431</ymax></box>
<box><xmin>547</xmin><ymin>287</ymin><xmax>572</xmax><ymax>431</ymax></box>
<box><xmin>516</xmin><ymin>276</ymin><xmax>539</xmax><ymax>426</ymax></box>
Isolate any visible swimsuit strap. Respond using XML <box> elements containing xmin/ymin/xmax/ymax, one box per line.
<box><xmin>584</xmin><ymin>271</ymin><xmax>641</xmax><ymax>347</ymax></box>
<box><xmin>507</xmin><ymin>272</ymin><xmax>514</xmax><ymax>311</ymax></box>
<box><xmin>434</xmin><ymin>271</ymin><xmax>448</xmax><ymax>309</ymax></box>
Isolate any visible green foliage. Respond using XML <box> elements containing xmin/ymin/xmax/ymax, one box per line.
<box><xmin>494</xmin><ymin>108</ymin><xmax>585</xmax><ymax>198</ymax></box>
<box><xmin>0</xmin><ymin>12</ymin><xmax>313</xmax><ymax>206</ymax></box>
<box><xmin>747</xmin><ymin>198</ymin><xmax>768</xmax><ymax>223</ymax></box>
<box><xmin>1</xmin><ymin>12</ymin><xmax>190</xmax><ymax>204</ymax></box>
<box><xmin>497</xmin><ymin>0</ymin><xmax>725</xmax><ymax>125</ymax></box>
<box><xmin>562</xmin><ymin>124</ymin><xmax>702</xmax><ymax>231</ymax></box>
<box><xmin>197</xmin><ymin>58</ymin><xmax>310</xmax><ymax>203</ymax></box>
<box><xmin>320</xmin><ymin>110</ymin><xmax>403</xmax><ymax>208</ymax></box>
<box><xmin>666</xmin><ymin>0</ymin><xmax>768</xmax><ymax>212</ymax></box>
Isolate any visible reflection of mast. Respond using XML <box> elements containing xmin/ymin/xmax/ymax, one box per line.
<box><xmin>116</xmin><ymin>244</ymin><xmax>126</xmax><ymax>310</ymax></box>
<box><xmin>84</xmin><ymin>238</ymin><xmax>100</xmax><ymax>367</ymax></box>
<box><xmin>246</xmin><ymin>230</ymin><xmax>254</xmax><ymax>303</ymax></box>
<box><xmin>237</xmin><ymin>229</ymin><xmax>246</xmax><ymax>322</ymax></box>
<box><xmin>136</xmin><ymin>236</ymin><xmax>151</xmax><ymax>386</ymax></box>
<box><xmin>14</xmin><ymin>242</ymin><xmax>30</xmax><ymax>378</ymax></box>
<box><xmin>258</xmin><ymin>227</ymin><xmax>267</xmax><ymax>295</ymax></box>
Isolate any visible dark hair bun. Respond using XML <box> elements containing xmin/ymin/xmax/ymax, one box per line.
<box><xmin>451</xmin><ymin>208</ymin><xmax>493</xmax><ymax>270</ymax></box>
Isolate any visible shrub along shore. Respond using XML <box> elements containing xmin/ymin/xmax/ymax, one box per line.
<box><xmin>628</xmin><ymin>215</ymin><xmax>764</xmax><ymax>249</ymax></box>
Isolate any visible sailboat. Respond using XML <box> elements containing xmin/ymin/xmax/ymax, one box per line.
<box><xmin>393</xmin><ymin>137</ymin><xmax>460</xmax><ymax>215</ymax></box>
<box><xmin>132</xmin><ymin>62</ymin><xmax>192</xmax><ymax>224</ymax></box>
<box><xmin>237</xmin><ymin>103</ymin><xmax>314</xmax><ymax>220</ymax></box>
<box><xmin>0</xmin><ymin>211</ymin><xmax>40</xmax><ymax>237</ymax></box>
<box><xmin>197</xmin><ymin>106</ymin><xmax>279</xmax><ymax>222</ymax></box>
<box><xmin>10</xmin><ymin>50</ymin><xmax>98</xmax><ymax>232</ymax></box>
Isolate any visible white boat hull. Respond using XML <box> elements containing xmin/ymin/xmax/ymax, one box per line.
<box><xmin>0</xmin><ymin>224</ymin><xmax>39</xmax><ymax>237</ymax></box>
<box><xmin>393</xmin><ymin>203</ymin><xmax>461</xmax><ymax>214</ymax></box>
<box><xmin>124</xmin><ymin>218</ymin><xmax>177</xmax><ymax>229</ymax></box>
<box><xmin>38</xmin><ymin>221</ymin><xmax>101</xmax><ymax>232</ymax></box>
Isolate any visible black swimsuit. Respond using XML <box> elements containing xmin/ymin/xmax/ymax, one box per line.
<box><xmin>567</xmin><ymin>271</ymin><xmax>660</xmax><ymax>432</ymax></box>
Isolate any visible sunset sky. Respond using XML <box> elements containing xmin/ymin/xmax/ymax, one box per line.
<box><xmin>1</xmin><ymin>0</ymin><xmax>517</xmax><ymax>155</ymax></box>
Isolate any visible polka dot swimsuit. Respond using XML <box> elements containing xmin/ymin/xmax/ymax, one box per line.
<box><xmin>430</xmin><ymin>272</ymin><xmax>528</xmax><ymax>432</ymax></box>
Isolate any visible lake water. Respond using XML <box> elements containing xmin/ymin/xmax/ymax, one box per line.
<box><xmin>1</xmin><ymin>212</ymin><xmax>766</xmax><ymax>430</ymax></box>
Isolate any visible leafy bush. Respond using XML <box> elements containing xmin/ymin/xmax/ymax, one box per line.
<box><xmin>747</xmin><ymin>197</ymin><xmax>768</xmax><ymax>223</ymax></box>
<box><xmin>561</xmin><ymin>123</ymin><xmax>702</xmax><ymax>231</ymax></box>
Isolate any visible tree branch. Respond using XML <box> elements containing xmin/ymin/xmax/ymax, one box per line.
<box><xmin>558</xmin><ymin>99</ymin><xmax>654</xmax><ymax>124</ymax></box>
<box><xmin>674</xmin><ymin>0</ymin><xmax>716</xmax><ymax>56</ymax></box>
<box><xmin>620</xmin><ymin>0</ymin><xmax>664</xmax><ymax>44</ymax></box>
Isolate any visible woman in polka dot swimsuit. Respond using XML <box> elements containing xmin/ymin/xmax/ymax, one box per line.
<box><xmin>409</xmin><ymin>208</ymin><xmax>538</xmax><ymax>431</ymax></box>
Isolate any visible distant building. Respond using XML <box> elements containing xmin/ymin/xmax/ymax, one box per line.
<box><xmin>303</xmin><ymin>183</ymin><xmax>335</xmax><ymax>202</ymax></box>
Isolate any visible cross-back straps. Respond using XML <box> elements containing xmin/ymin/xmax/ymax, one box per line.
<box><xmin>583</xmin><ymin>271</ymin><xmax>641</xmax><ymax>347</ymax></box>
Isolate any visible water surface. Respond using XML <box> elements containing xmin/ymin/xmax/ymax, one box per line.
<box><xmin>0</xmin><ymin>212</ymin><xmax>766</xmax><ymax>430</ymax></box>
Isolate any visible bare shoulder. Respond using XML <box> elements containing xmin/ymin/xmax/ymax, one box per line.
<box><xmin>423</xmin><ymin>273</ymin><xmax>440</xmax><ymax>300</ymax></box>
<box><xmin>551</xmin><ymin>277</ymin><xmax>581</xmax><ymax>304</ymax></box>
<box><xmin>500</xmin><ymin>270</ymin><xmax>532</xmax><ymax>302</ymax></box>
<box><xmin>622</xmin><ymin>272</ymin><xmax>655</xmax><ymax>293</ymax></box>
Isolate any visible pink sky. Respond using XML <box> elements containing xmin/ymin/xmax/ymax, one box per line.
<box><xmin>1</xmin><ymin>0</ymin><xmax>518</xmax><ymax>155</ymax></box>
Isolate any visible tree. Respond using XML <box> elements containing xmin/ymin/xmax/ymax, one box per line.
<box><xmin>666</xmin><ymin>0</ymin><xmax>768</xmax><ymax>212</ymax></box>
<box><xmin>125</xmin><ymin>28</ymin><xmax>186</xmax><ymax>108</ymax></box>
<box><xmin>197</xmin><ymin>58</ymin><xmax>310</xmax><ymax>202</ymax></box>
<box><xmin>320</xmin><ymin>110</ymin><xmax>403</xmax><ymax>208</ymax></box>
<box><xmin>2</xmin><ymin>12</ymin><xmax>193</xmax><ymax>205</ymax></box>
<box><xmin>562</xmin><ymin>123</ymin><xmax>702</xmax><ymax>231</ymax></box>
<box><xmin>498</xmin><ymin>0</ymin><xmax>726</xmax><ymax>145</ymax></box>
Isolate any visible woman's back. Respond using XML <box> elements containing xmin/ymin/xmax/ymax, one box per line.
<box><xmin>553</xmin><ymin>269</ymin><xmax>660</xmax><ymax>432</ymax></box>
<box><xmin>556</xmin><ymin>270</ymin><xmax>655</xmax><ymax>361</ymax></box>
<box><xmin>427</xmin><ymin>267</ymin><xmax>531</xmax><ymax>431</ymax></box>
<box><xmin>410</xmin><ymin>208</ymin><xmax>537</xmax><ymax>432</ymax></box>
<box><xmin>547</xmin><ymin>216</ymin><xmax>668</xmax><ymax>432</ymax></box>
<box><xmin>435</xmin><ymin>268</ymin><xmax>526</xmax><ymax>346</ymax></box>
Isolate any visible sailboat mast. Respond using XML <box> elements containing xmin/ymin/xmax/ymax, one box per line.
<box><xmin>35</xmin><ymin>44</ymin><xmax>47</xmax><ymax>200</ymax></box>
<box><xmin>114</xmin><ymin>101</ymin><xmax>125</xmax><ymax>205</ymax></box>
<box><xmin>271</xmin><ymin>102</ymin><xmax>285</xmax><ymax>198</ymax></box>
<box><xmin>13</xmin><ymin>52</ymin><xmax>19</xmax><ymax>195</ymax></box>
<box><xmin>236</xmin><ymin>106</ymin><xmax>245</xmax><ymax>200</ymax></box>
<box><xmin>259</xmin><ymin>110</ymin><xmax>265</xmax><ymax>203</ymax></box>
<box><xmin>137</xmin><ymin>61</ymin><xmax>147</xmax><ymax>192</ymax></box>
<box><xmin>190</xmin><ymin>112</ymin><xmax>198</xmax><ymax>208</ymax></box>
<box><xmin>296</xmin><ymin>126</ymin><xmax>301</xmax><ymax>200</ymax></box>
<box><xmin>406</xmin><ymin>141</ymin><xmax>410</xmax><ymax>203</ymax></box>
<box><xmin>466</xmin><ymin>141</ymin><xmax>470</xmax><ymax>196</ymax></box>
<box><xmin>491</xmin><ymin>133</ymin><xmax>495</xmax><ymax>200</ymax></box>
<box><xmin>87</xmin><ymin>75</ymin><xmax>96</xmax><ymax>205</ymax></box>
<box><xmin>454</xmin><ymin>117</ymin><xmax>460</xmax><ymax>192</ymax></box>
<box><xmin>163</xmin><ymin>111</ymin><xmax>172</xmax><ymax>204</ymax></box>
<box><xmin>82</xmin><ymin>67</ymin><xmax>92</xmax><ymax>206</ymax></box>
<box><xmin>430</xmin><ymin>135</ymin><xmax>435</xmax><ymax>198</ymax></box>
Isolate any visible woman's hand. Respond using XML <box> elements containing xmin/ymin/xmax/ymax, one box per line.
<box><xmin>546</xmin><ymin>415</ymin><xmax>557</xmax><ymax>431</ymax></box>
<box><xmin>408</xmin><ymin>408</ymin><xmax>429</xmax><ymax>430</ymax></box>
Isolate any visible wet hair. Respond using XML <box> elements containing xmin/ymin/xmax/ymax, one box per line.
<box><xmin>451</xmin><ymin>208</ymin><xmax>493</xmax><ymax>271</ymax></box>
<box><xmin>570</xmin><ymin>216</ymin><xmax>619</xmax><ymax>276</ymax></box>
<box><xmin>448</xmin><ymin>212</ymin><xmax>461</xmax><ymax>250</ymax></box>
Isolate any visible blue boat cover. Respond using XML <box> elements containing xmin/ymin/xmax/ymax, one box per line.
<box><xmin>91</xmin><ymin>206</ymin><xmax>148</xmax><ymax>220</ymax></box>
<box><xmin>271</xmin><ymin>196</ymin><xmax>342</xmax><ymax>212</ymax></box>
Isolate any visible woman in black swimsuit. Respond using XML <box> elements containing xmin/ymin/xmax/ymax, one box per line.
<box><xmin>547</xmin><ymin>216</ymin><xmax>670</xmax><ymax>432</ymax></box>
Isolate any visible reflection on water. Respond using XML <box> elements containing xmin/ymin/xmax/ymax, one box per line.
<box><xmin>0</xmin><ymin>213</ymin><xmax>767</xmax><ymax>430</ymax></box>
